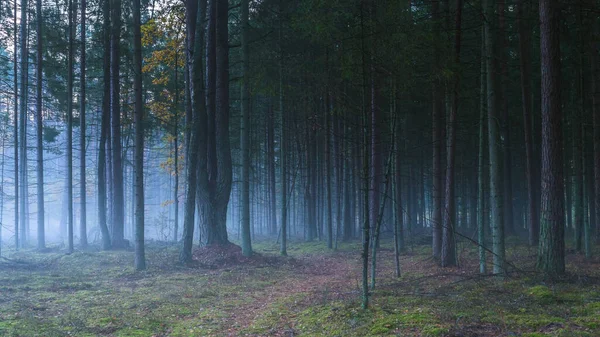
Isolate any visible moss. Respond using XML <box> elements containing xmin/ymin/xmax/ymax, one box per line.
<box><xmin>420</xmin><ymin>324</ymin><xmax>448</xmax><ymax>337</ymax></box>
<box><xmin>505</xmin><ymin>313</ymin><xmax>564</xmax><ymax>329</ymax></box>
<box><xmin>528</xmin><ymin>285</ymin><xmax>555</xmax><ymax>304</ymax></box>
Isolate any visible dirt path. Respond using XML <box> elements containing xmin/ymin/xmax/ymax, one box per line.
<box><xmin>225</xmin><ymin>252</ymin><xmax>361</xmax><ymax>336</ymax></box>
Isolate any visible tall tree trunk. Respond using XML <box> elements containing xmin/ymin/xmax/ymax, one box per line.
<box><xmin>240</xmin><ymin>0</ymin><xmax>252</xmax><ymax>256</ymax></box>
<box><xmin>19</xmin><ymin>0</ymin><xmax>28</xmax><ymax>248</ymax></box>
<box><xmin>517</xmin><ymin>0</ymin><xmax>538</xmax><ymax>245</ymax></box>
<box><xmin>133</xmin><ymin>0</ymin><xmax>145</xmax><ymax>270</ymax></box>
<box><xmin>13</xmin><ymin>0</ymin><xmax>19</xmax><ymax>250</ymax></box>
<box><xmin>537</xmin><ymin>0</ymin><xmax>565</xmax><ymax>276</ymax></box>
<box><xmin>478</xmin><ymin>25</ymin><xmax>487</xmax><ymax>274</ymax></box>
<box><xmin>268</xmin><ymin>103</ymin><xmax>277</xmax><ymax>236</ymax></box>
<box><xmin>35</xmin><ymin>0</ymin><xmax>45</xmax><ymax>250</ymax></box>
<box><xmin>498</xmin><ymin>0</ymin><xmax>514</xmax><ymax>236</ymax></box>
<box><xmin>180</xmin><ymin>0</ymin><xmax>207</xmax><ymax>263</ymax></box>
<box><xmin>441</xmin><ymin>0</ymin><xmax>462</xmax><ymax>268</ymax></box>
<box><xmin>593</xmin><ymin>17</ymin><xmax>600</xmax><ymax>245</ymax></box>
<box><xmin>325</xmin><ymin>58</ymin><xmax>333</xmax><ymax>249</ymax></box>
<box><xmin>79</xmin><ymin>0</ymin><xmax>88</xmax><ymax>249</ymax></box>
<box><xmin>431</xmin><ymin>0</ymin><xmax>443</xmax><ymax>260</ymax></box>
<box><xmin>279</xmin><ymin>7</ymin><xmax>287</xmax><ymax>255</ymax></box>
<box><xmin>98</xmin><ymin>0</ymin><xmax>112</xmax><ymax>250</ymax></box>
<box><xmin>484</xmin><ymin>0</ymin><xmax>505</xmax><ymax>275</ymax></box>
<box><xmin>66</xmin><ymin>0</ymin><xmax>75</xmax><ymax>253</ymax></box>
<box><xmin>111</xmin><ymin>0</ymin><xmax>126</xmax><ymax>248</ymax></box>
<box><xmin>211</xmin><ymin>0</ymin><xmax>232</xmax><ymax>245</ymax></box>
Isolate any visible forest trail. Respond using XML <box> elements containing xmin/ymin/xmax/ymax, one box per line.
<box><xmin>213</xmin><ymin>249</ymin><xmax>362</xmax><ymax>336</ymax></box>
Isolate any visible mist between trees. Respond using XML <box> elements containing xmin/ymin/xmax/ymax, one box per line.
<box><xmin>0</xmin><ymin>0</ymin><xmax>599</xmax><ymax>334</ymax></box>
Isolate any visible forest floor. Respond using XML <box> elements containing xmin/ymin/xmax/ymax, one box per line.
<box><xmin>0</xmin><ymin>238</ymin><xmax>599</xmax><ymax>337</ymax></box>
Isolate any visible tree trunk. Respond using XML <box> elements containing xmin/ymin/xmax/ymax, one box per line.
<box><xmin>111</xmin><ymin>0</ymin><xmax>126</xmax><ymax>248</ymax></box>
<box><xmin>431</xmin><ymin>0</ymin><xmax>443</xmax><ymax>260</ymax></box>
<box><xmin>478</xmin><ymin>25</ymin><xmax>487</xmax><ymax>274</ymax></box>
<box><xmin>66</xmin><ymin>0</ymin><xmax>76</xmax><ymax>253</ymax></box>
<box><xmin>279</xmin><ymin>8</ymin><xmax>287</xmax><ymax>255</ymax></box>
<box><xmin>133</xmin><ymin>0</ymin><xmax>145</xmax><ymax>270</ymax></box>
<box><xmin>35</xmin><ymin>0</ymin><xmax>45</xmax><ymax>250</ymax></box>
<box><xmin>180</xmin><ymin>0</ymin><xmax>207</xmax><ymax>263</ymax></box>
<box><xmin>593</xmin><ymin>17</ymin><xmax>600</xmax><ymax>245</ymax></box>
<box><xmin>97</xmin><ymin>0</ymin><xmax>112</xmax><ymax>250</ymax></box>
<box><xmin>268</xmin><ymin>103</ymin><xmax>277</xmax><ymax>236</ymax></box>
<box><xmin>498</xmin><ymin>0</ymin><xmax>514</xmax><ymax>236</ymax></box>
<box><xmin>517</xmin><ymin>0</ymin><xmax>539</xmax><ymax>246</ymax></box>
<box><xmin>79</xmin><ymin>0</ymin><xmax>88</xmax><ymax>249</ymax></box>
<box><xmin>537</xmin><ymin>0</ymin><xmax>565</xmax><ymax>276</ymax></box>
<box><xmin>240</xmin><ymin>0</ymin><xmax>252</xmax><ymax>256</ymax></box>
<box><xmin>484</xmin><ymin>0</ymin><xmax>505</xmax><ymax>275</ymax></box>
<box><xmin>441</xmin><ymin>0</ymin><xmax>462</xmax><ymax>268</ymax></box>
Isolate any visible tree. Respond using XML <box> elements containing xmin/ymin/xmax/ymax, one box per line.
<box><xmin>111</xmin><ymin>0</ymin><xmax>126</xmax><ymax>248</ymax></box>
<box><xmin>537</xmin><ymin>0</ymin><xmax>565</xmax><ymax>276</ymax></box>
<box><xmin>19</xmin><ymin>0</ymin><xmax>28</xmax><ymax>248</ymax></box>
<box><xmin>132</xmin><ymin>0</ymin><xmax>145</xmax><ymax>270</ymax></box>
<box><xmin>441</xmin><ymin>0</ymin><xmax>462</xmax><ymax>268</ymax></box>
<box><xmin>240</xmin><ymin>0</ymin><xmax>252</xmax><ymax>256</ymax></box>
<box><xmin>478</xmin><ymin>25</ymin><xmax>487</xmax><ymax>274</ymax></box>
<box><xmin>79</xmin><ymin>0</ymin><xmax>88</xmax><ymax>249</ymax></box>
<box><xmin>517</xmin><ymin>0</ymin><xmax>538</xmax><ymax>246</ymax></box>
<box><xmin>483</xmin><ymin>0</ymin><xmax>505</xmax><ymax>275</ymax></box>
<box><xmin>431</xmin><ymin>0</ymin><xmax>443</xmax><ymax>260</ymax></box>
<box><xmin>66</xmin><ymin>0</ymin><xmax>75</xmax><ymax>254</ymax></box>
<box><xmin>35</xmin><ymin>0</ymin><xmax>45</xmax><ymax>250</ymax></box>
<box><xmin>279</xmin><ymin>4</ymin><xmax>287</xmax><ymax>256</ymax></box>
<box><xmin>180</xmin><ymin>0</ymin><xmax>207</xmax><ymax>263</ymax></box>
<box><xmin>98</xmin><ymin>0</ymin><xmax>112</xmax><ymax>251</ymax></box>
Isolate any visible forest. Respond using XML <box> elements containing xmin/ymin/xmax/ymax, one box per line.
<box><xmin>0</xmin><ymin>0</ymin><xmax>599</xmax><ymax>335</ymax></box>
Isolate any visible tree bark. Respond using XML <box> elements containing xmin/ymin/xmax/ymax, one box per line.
<box><xmin>79</xmin><ymin>0</ymin><xmax>88</xmax><ymax>249</ymax></box>
<box><xmin>537</xmin><ymin>0</ymin><xmax>565</xmax><ymax>276</ymax></box>
<box><xmin>484</xmin><ymin>0</ymin><xmax>505</xmax><ymax>275</ymax></box>
<box><xmin>35</xmin><ymin>0</ymin><xmax>45</xmax><ymax>250</ymax></box>
<box><xmin>517</xmin><ymin>0</ymin><xmax>539</xmax><ymax>245</ymax></box>
<box><xmin>441</xmin><ymin>0</ymin><xmax>462</xmax><ymax>268</ymax></box>
<box><xmin>240</xmin><ymin>0</ymin><xmax>252</xmax><ymax>256</ymax></box>
<box><xmin>431</xmin><ymin>0</ymin><xmax>443</xmax><ymax>260</ymax></box>
<box><xmin>66</xmin><ymin>0</ymin><xmax>76</xmax><ymax>253</ymax></box>
<box><xmin>133</xmin><ymin>0</ymin><xmax>145</xmax><ymax>270</ymax></box>
<box><xmin>110</xmin><ymin>0</ymin><xmax>126</xmax><ymax>248</ymax></box>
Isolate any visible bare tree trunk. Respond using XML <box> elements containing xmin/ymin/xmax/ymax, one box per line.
<box><xmin>498</xmin><ymin>0</ymin><xmax>514</xmax><ymax>236</ymax></box>
<box><xmin>19</xmin><ymin>0</ymin><xmax>29</xmax><ymax>248</ymax></box>
<box><xmin>13</xmin><ymin>0</ymin><xmax>19</xmax><ymax>250</ymax></box>
<box><xmin>478</xmin><ymin>25</ymin><xmax>487</xmax><ymax>274</ymax></box>
<box><xmin>537</xmin><ymin>0</ymin><xmax>565</xmax><ymax>276</ymax></box>
<box><xmin>279</xmin><ymin>5</ymin><xmax>287</xmax><ymax>255</ymax></box>
<box><xmin>593</xmin><ymin>17</ymin><xmax>600</xmax><ymax>246</ymax></box>
<box><xmin>35</xmin><ymin>0</ymin><xmax>45</xmax><ymax>250</ymax></box>
<box><xmin>484</xmin><ymin>0</ymin><xmax>505</xmax><ymax>275</ymax></box>
<box><xmin>79</xmin><ymin>0</ymin><xmax>88</xmax><ymax>249</ymax></box>
<box><xmin>240</xmin><ymin>0</ymin><xmax>252</xmax><ymax>256</ymax></box>
<box><xmin>66</xmin><ymin>0</ymin><xmax>76</xmax><ymax>253</ymax></box>
<box><xmin>111</xmin><ymin>0</ymin><xmax>125</xmax><ymax>248</ymax></box>
<box><xmin>517</xmin><ymin>0</ymin><xmax>539</xmax><ymax>246</ymax></box>
<box><xmin>180</xmin><ymin>0</ymin><xmax>207</xmax><ymax>263</ymax></box>
<box><xmin>431</xmin><ymin>0</ymin><xmax>443</xmax><ymax>260</ymax></box>
<box><xmin>98</xmin><ymin>0</ymin><xmax>112</xmax><ymax>250</ymax></box>
<box><xmin>441</xmin><ymin>0</ymin><xmax>462</xmax><ymax>268</ymax></box>
<box><xmin>133</xmin><ymin>0</ymin><xmax>145</xmax><ymax>270</ymax></box>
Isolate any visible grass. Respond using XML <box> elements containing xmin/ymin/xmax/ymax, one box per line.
<box><xmin>0</xmin><ymin>239</ymin><xmax>598</xmax><ymax>336</ymax></box>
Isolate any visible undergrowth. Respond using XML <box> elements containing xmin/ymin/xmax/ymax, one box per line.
<box><xmin>0</xmin><ymin>240</ymin><xmax>598</xmax><ymax>336</ymax></box>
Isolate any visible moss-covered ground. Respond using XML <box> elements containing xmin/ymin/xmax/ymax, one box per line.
<box><xmin>0</xmin><ymin>239</ymin><xmax>598</xmax><ymax>336</ymax></box>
